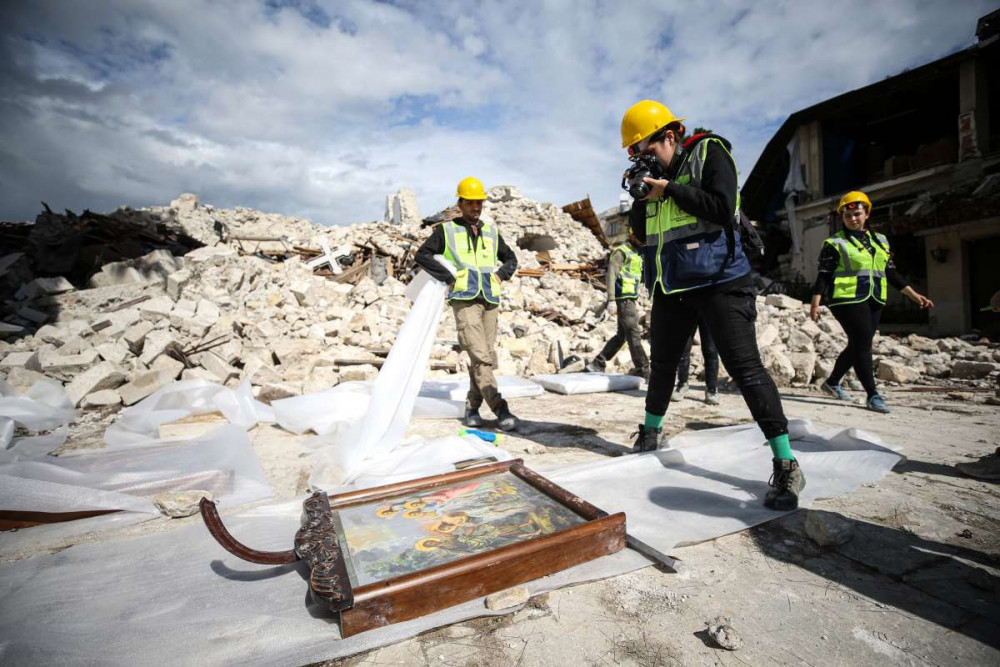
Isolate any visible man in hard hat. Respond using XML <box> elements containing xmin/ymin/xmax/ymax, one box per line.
<box><xmin>415</xmin><ymin>177</ymin><xmax>521</xmax><ymax>431</ymax></box>
<box><xmin>585</xmin><ymin>231</ymin><xmax>650</xmax><ymax>380</ymax></box>
<box><xmin>620</xmin><ymin>100</ymin><xmax>803</xmax><ymax>511</ymax></box>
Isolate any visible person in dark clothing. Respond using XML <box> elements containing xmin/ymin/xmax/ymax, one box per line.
<box><xmin>810</xmin><ymin>191</ymin><xmax>933</xmax><ymax>413</ymax></box>
<box><xmin>585</xmin><ymin>232</ymin><xmax>650</xmax><ymax>379</ymax></box>
<box><xmin>620</xmin><ymin>99</ymin><xmax>802</xmax><ymax>511</ymax></box>
<box><xmin>415</xmin><ymin>177</ymin><xmax>520</xmax><ymax>431</ymax></box>
<box><xmin>675</xmin><ymin>320</ymin><xmax>719</xmax><ymax>404</ymax></box>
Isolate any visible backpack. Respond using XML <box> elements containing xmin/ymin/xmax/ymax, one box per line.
<box><xmin>727</xmin><ymin>209</ymin><xmax>765</xmax><ymax>262</ymax></box>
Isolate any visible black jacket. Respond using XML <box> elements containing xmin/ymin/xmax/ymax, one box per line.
<box><xmin>628</xmin><ymin>134</ymin><xmax>739</xmax><ymax>244</ymax></box>
<box><xmin>415</xmin><ymin>218</ymin><xmax>518</xmax><ymax>286</ymax></box>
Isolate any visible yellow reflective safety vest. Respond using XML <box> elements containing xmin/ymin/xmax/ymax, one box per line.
<box><xmin>644</xmin><ymin>136</ymin><xmax>749</xmax><ymax>295</ymax></box>
<box><xmin>823</xmin><ymin>230</ymin><xmax>891</xmax><ymax>306</ymax></box>
<box><xmin>442</xmin><ymin>220</ymin><xmax>501</xmax><ymax>304</ymax></box>
<box><xmin>613</xmin><ymin>243</ymin><xmax>643</xmax><ymax>300</ymax></box>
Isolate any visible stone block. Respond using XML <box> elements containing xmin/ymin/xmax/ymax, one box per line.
<box><xmin>166</xmin><ymin>269</ymin><xmax>192</xmax><ymax>300</ymax></box>
<box><xmin>65</xmin><ymin>360</ymin><xmax>126</xmax><ymax>406</ymax></box>
<box><xmin>950</xmin><ymin>360</ymin><xmax>996</xmax><ymax>380</ymax></box>
<box><xmin>81</xmin><ymin>389</ymin><xmax>122</xmax><ymax>408</ymax></box>
<box><xmin>192</xmin><ymin>351</ymin><xmax>238</xmax><ymax>383</ymax></box>
<box><xmin>2</xmin><ymin>367</ymin><xmax>48</xmax><ymax>393</ymax></box>
<box><xmin>119</xmin><ymin>369</ymin><xmax>176</xmax><ymax>405</ymax></box>
<box><xmin>484</xmin><ymin>586</ymin><xmax>529</xmax><ymax>610</ymax></box>
<box><xmin>804</xmin><ymin>510</ymin><xmax>855</xmax><ymax>547</ymax></box>
<box><xmin>16</xmin><ymin>306</ymin><xmax>48</xmax><ymax>324</ymax></box>
<box><xmin>39</xmin><ymin>347</ymin><xmax>99</xmax><ymax>373</ymax></box>
<box><xmin>150</xmin><ymin>354</ymin><xmax>185</xmax><ymax>380</ymax></box>
<box><xmin>339</xmin><ymin>364</ymin><xmax>379</xmax><ymax>382</ymax></box>
<box><xmin>0</xmin><ymin>351</ymin><xmax>37</xmax><ymax>369</ymax></box>
<box><xmin>787</xmin><ymin>328</ymin><xmax>815</xmax><ymax>352</ymax></box>
<box><xmin>256</xmin><ymin>382</ymin><xmax>300</xmax><ymax>403</ymax></box>
<box><xmin>755</xmin><ymin>323</ymin><xmax>780</xmax><ymax>348</ymax></box>
<box><xmin>138</xmin><ymin>296</ymin><xmax>175</xmax><ymax>321</ymax></box>
<box><xmin>123</xmin><ymin>320</ymin><xmax>155</xmax><ymax>355</ymax></box>
<box><xmin>876</xmin><ymin>358</ymin><xmax>920</xmax><ymax>384</ymax></box>
<box><xmin>15</xmin><ymin>276</ymin><xmax>75</xmax><ymax>300</ymax></box>
<box><xmin>96</xmin><ymin>339</ymin><xmax>130</xmax><ymax>365</ymax></box>
<box><xmin>302</xmin><ymin>366</ymin><xmax>339</xmax><ymax>394</ymax></box>
<box><xmin>139</xmin><ymin>330</ymin><xmax>174</xmax><ymax>365</ymax></box>
<box><xmin>789</xmin><ymin>350</ymin><xmax>817</xmax><ymax>384</ymax></box>
<box><xmin>764</xmin><ymin>294</ymin><xmax>803</xmax><ymax>310</ymax></box>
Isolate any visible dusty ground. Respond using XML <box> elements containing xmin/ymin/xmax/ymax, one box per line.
<box><xmin>7</xmin><ymin>382</ymin><xmax>999</xmax><ymax>666</ymax></box>
<box><xmin>319</xmin><ymin>383</ymin><xmax>1000</xmax><ymax>667</ymax></box>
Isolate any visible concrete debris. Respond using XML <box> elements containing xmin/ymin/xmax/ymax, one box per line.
<box><xmin>804</xmin><ymin>510</ymin><xmax>856</xmax><ymax>547</ymax></box>
<box><xmin>705</xmin><ymin>615</ymin><xmax>743</xmax><ymax>651</ymax></box>
<box><xmin>1</xmin><ymin>191</ymin><xmax>997</xmax><ymax>415</ymax></box>
<box><xmin>152</xmin><ymin>489</ymin><xmax>214</xmax><ymax>518</ymax></box>
<box><xmin>485</xmin><ymin>586</ymin><xmax>530</xmax><ymax>610</ymax></box>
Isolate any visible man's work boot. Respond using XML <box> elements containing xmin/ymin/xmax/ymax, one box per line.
<box><xmin>464</xmin><ymin>407</ymin><xmax>484</xmax><ymax>428</ymax></box>
<box><xmin>631</xmin><ymin>424</ymin><xmax>662</xmax><ymax>454</ymax></box>
<box><xmin>705</xmin><ymin>389</ymin><xmax>720</xmax><ymax>405</ymax></box>
<box><xmin>496</xmin><ymin>404</ymin><xmax>520</xmax><ymax>432</ymax></box>
<box><xmin>585</xmin><ymin>356</ymin><xmax>606</xmax><ymax>373</ymax></box>
<box><xmin>673</xmin><ymin>383</ymin><xmax>689</xmax><ymax>401</ymax></box>
<box><xmin>764</xmin><ymin>458</ymin><xmax>806</xmax><ymax>511</ymax></box>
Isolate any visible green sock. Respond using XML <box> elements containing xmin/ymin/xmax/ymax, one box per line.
<box><xmin>644</xmin><ymin>412</ymin><xmax>665</xmax><ymax>429</ymax></box>
<box><xmin>768</xmin><ymin>434</ymin><xmax>794</xmax><ymax>461</ymax></box>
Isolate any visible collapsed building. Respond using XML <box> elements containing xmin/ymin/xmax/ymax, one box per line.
<box><xmin>1</xmin><ymin>183</ymin><xmax>997</xmax><ymax>420</ymax></box>
<box><xmin>741</xmin><ymin>9</ymin><xmax>1000</xmax><ymax>337</ymax></box>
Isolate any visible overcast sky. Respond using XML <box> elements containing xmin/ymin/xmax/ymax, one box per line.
<box><xmin>0</xmin><ymin>1</ymin><xmax>993</xmax><ymax>226</ymax></box>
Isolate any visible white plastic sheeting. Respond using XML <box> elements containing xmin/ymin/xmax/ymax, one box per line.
<box><xmin>0</xmin><ymin>424</ymin><xmax>272</xmax><ymax>514</ymax></box>
<box><xmin>274</xmin><ymin>270</ymin><xmax>506</xmax><ymax>489</ymax></box>
<box><xmin>420</xmin><ymin>375</ymin><xmax>544</xmax><ymax>401</ymax></box>
<box><xmin>0</xmin><ymin>378</ymin><xmax>76</xmax><ymax>453</ymax></box>
<box><xmin>0</xmin><ymin>419</ymin><xmax>902</xmax><ymax>665</ymax></box>
<box><xmin>104</xmin><ymin>378</ymin><xmax>275</xmax><ymax>447</ymax></box>
<box><xmin>546</xmin><ymin>418</ymin><xmax>902</xmax><ymax>558</ymax></box>
<box><xmin>532</xmin><ymin>372</ymin><xmax>642</xmax><ymax>395</ymax></box>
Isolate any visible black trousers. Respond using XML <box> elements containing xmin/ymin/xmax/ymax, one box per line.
<box><xmin>677</xmin><ymin>320</ymin><xmax>719</xmax><ymax>392</ymax></box>
<box><xmin>596</xmin><ymin>299</ymin><xmax>649</xmax><ymax>371</ymax></box>
<box><xmin>646</xmin><ymin>280</ymin><xmax>788</xmax><ymax>439</ymax></box>
<box><xmin>826</xmin><ymin>299</ymin><xmax>883</xmax><ymax>397</ymax></box>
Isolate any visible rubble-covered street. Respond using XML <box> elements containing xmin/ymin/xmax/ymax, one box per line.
<box><xmin>1</xmin><ymin>188</ymin><xmax>998</xmax><ymax>665</ymax></box>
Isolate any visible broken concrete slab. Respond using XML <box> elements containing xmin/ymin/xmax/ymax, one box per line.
<box><xmin>65</xmin><ymin>360</ymin><xmax>126</xmax><ymax>407</ymax></box>
<box><xmin>119</xmin><ymin>368</ymin><xmax>177</xmax><ymax>406</ymax></box>
<box><xmin>81</xmin><ymin>388</ymin><xmax>122</xmax><ymax>408</ymax></box>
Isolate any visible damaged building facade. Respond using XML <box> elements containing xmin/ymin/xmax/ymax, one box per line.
<box><xmin>742</xmin><ymin>10</ymin><xmax>1000</xmax><ymax>336</ymax></box>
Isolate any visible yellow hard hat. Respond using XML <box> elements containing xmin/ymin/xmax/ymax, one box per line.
<box><xmin>456</xmin><ymin>176</ymin><xmax>487</xmax><ymax>200</ymax></box>
<box><xmin>836</xmin><ymin>191</ymin><xmax>872</xmax><ymax>214</ymax></box>
<box><xmin>621</xmin><ymin>100</ymin><xmax>685</xmax><ymax>148</ymax></box>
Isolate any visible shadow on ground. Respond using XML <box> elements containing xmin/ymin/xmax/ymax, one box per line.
<box><xmin>752</xmin><ymin>510</ymin><xmax>1000</xmax><ymax>650</ymax></box>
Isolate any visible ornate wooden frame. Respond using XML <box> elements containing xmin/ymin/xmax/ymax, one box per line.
<box><xmin>200</xmin><ymin>459</ymin><xmax>626</xmax><ymax>637</ymax></box>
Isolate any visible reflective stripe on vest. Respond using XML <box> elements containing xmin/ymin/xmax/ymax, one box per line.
<box><xmin>613</xmin><ymin>243</ymin><xmax>643</xmax><ymax>300</ymax></box>
<box><xmin>644</xmin><ymin>138</ymin><xmax>741</xmax><ymax>294</ymax></box>
<box><xmin>824</xmin><ymin>230</ymin><xmax>890</xmax><ymax>306</ymax></box>
<box><xmin>442</xmin><ymin>221</ymin><xmax>501</xmax><ymax>304</ymax></box>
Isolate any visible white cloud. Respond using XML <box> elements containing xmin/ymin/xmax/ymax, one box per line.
<box><xmin>0</xmin><ymin>0</ymin><xmax>991</xmax><ymax>224</ymax></box>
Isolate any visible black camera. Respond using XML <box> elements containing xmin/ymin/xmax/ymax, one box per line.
<box><xmin>621</xmin><ymin>154</ymin><xmax>665</xmax><ymax>200</ymax></box>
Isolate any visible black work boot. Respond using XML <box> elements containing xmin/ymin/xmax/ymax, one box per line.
<box><xmin>495</xmin><ymin>403</ymin><xmax>520</xmax><ymax>432</ymax></box>
<box><xmin>631</xmin><ymin>424</ymin><xmax>662</xmax><ymax>454</ymax></box>
<box><xmin>764</xmin><ymin>458</ymin><xmax>806</xmax><ymax>511</ymax></box>
<box><xmin>585</xmin><ymin>356</ymin><xmax>606</xmax><ymax>373</ymax></box>
<box><xmin>464</xmin><ymin>407</ymin><xmax>484</xmax><ymax>428</ymax></box>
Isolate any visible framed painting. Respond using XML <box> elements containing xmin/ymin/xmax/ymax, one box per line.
<box><xmin>201</xmin><ymin>459</ymin><xmax>626</xmax><ymax>637</ymax></box>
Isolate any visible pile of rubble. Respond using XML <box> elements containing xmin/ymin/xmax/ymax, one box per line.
<box><xmin>1</xmin><ymin>187</ymin><xmax>997</xmax><ymax>415</ymax></box>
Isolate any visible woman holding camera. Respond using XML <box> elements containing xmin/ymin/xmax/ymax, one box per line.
<box><xmin>621</xmin><ymin>99</ymin><xmax>802</xmax><ymax>511</ymax></box>
<box><xmin>810</xmin><ymin>191</ymin><xmax>933</xmax><ymax>413</ymax></box>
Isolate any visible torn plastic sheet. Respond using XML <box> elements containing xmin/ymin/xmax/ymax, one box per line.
<box><xmin>0</xmin><ymin>424</ymin><xmax>272</xmax><ymax>514</ymax></box>
<box><xmin>0</xmin><ymin>426</ymin><xmax>68</xmax><ymax>464</ymax></box>
<box><xmin>104</xmin><ymin>378</ymin><xmax>275</xmax><ymax>447</ymax></box>
<box><xmin>0</xmin><ymin>420</ymin><xmax>902</xmax><ymax>665</ymax></box>
<box><xmin>420</xmin><ymin>375</ymin><xmax>544</xmax><ymax>401</ymax></box>
<box><xmin>0</xmin><ymin>379</ymin><xmax>76</xmax><ymax>448</ymax></box>
<box><xmin>531</xmin><ymin>372</ymin><xmax>642</xmax><ymax>395</ymax></box>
